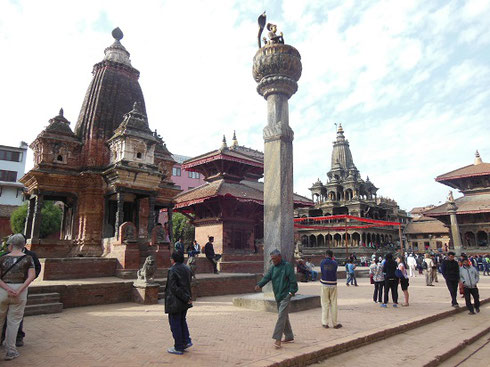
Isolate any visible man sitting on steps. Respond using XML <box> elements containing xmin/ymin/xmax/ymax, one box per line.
<box><xmin>204</xmin><ymin>237</ymin><xmax>221</xmax><ymax>274</ymax></box>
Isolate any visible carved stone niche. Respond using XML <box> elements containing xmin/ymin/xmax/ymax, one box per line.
<box><xmin>119</xmin><ymin>221</ymin><xmax>138</xmax><ymax>243</ymax></box>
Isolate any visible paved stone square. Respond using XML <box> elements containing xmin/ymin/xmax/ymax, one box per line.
<box><xmin>5</xmin><ymin>274</ymin><xmax>490</xmax><ymax>366</ymax></box>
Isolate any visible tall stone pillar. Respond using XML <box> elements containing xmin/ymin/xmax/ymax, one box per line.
<box><xmin>23</xmin><ymin>198</ymin><xmax>35</xmax><ymax>239</ymax></box>
<box><xmin>30</xmin><ymin>194</ymin><xmax>44</xmax><ymax>242</ymax></box>
<box><xmin>447</xmin><ymin>196</ymin><xmax>462</xmax><ymax>256</ymax></box>
<box><xmin>115</xmin><ymin>192</ymin><xmax>125</xmax><ymax>238</ymax></box>
<box><xmin>253</xmin><ymin>41</ymin><xmax>302</xmax><ymax>274</ymax></box>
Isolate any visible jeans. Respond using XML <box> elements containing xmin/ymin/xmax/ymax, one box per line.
<box><xmin>463</xmin><ymin>287</ymin><xmax>480</xmax><ymax>313</ymax></box>
<box><xmin>445</xmin><ymin>279</ymin><xmax>459</xmax><ymax>305</ymax></box>
<box><xmin>373</xmin><ymin>281</ymin><xmax>384</xmax><ymax>302</ymax></box>
<box><xmin>168</xmin><ymin>310</ymin><xmax>191</xmax><ymax>351</ymax></box>
<box><xmin>384</xmin><ymin>278</ymin><xmax>399</xmax><ymax>304</ymax></box>
<box><xmin>273</xmin><ymin>295</ymin><xmax>294</xmax><ymax>341</ymax></box>
<box><xmin>310</xmin><ymin>270</ymin><xmax>318</xmax><ymax>281</ymax></box>
<box><xmin>346</xmin><ymin>273</ymin><xmax>357</xmax><ymax>285</ymax></box>
<box><xmin>321</xmin><ymin>286</ymin><xmax>338</xmax><ymax>327</ymax></box>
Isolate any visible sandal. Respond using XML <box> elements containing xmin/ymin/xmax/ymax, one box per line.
<box><xmin>274</xmin><ymin>342</ymin><xmax>282</xmax><ymax>349</ymax></box>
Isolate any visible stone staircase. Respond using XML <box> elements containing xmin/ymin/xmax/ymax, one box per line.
<box><xmin>25</xmin><ymin>292</ymin><xmax>63</xmax><ymax>316</ymax></box>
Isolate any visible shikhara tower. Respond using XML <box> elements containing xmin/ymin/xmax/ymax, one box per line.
<box><xmin>21</xmin><ymin>29</ymin><xmax>179</xmax><ymax>271</ymax></box>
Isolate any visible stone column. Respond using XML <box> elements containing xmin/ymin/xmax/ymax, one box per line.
<box><xmin>253</xmin><ymin>43</ymin><xmax>302</xmax><ymax>281</ymax></box>
<box><xmin>448</xmin><ymin>200</ymin><xmax>462</xmax><ymax>256</ymax></box>
<box><xmin>147</xmin><ymin>195</ymin><xmax>156</xmax><ymax>238</ymax></box>
<box><xmin>115</xmin><ymin>192</ymin><xmax>125</xmax><ymax>239</ymax></box>
<box><xmin>30</xmin><ymin>194</ymin><xmax>44</xmax><ymax>242</ymax></box>
<box><xmin>23</xmin><ymin>197</ymin><xmax>35</xmax><ymax>239</ymax></box>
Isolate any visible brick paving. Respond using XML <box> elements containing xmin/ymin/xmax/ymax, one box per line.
<box><xmin>4</xmin><ymin>274</ymin><xmax>490</xmax><ymax>366</ymax></box>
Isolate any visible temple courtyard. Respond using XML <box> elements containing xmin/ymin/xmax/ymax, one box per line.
<box><xmin>6</xmin><ymin>273</ymin><xmax>490</xmax><ymax>367</ymax></box>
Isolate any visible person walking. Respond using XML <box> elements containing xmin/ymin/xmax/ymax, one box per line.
<box><xmin>441</xmin><ymin>252</ymin><xmax>460</xmax><ymax>307</ymax></box>
<box><xmin>381</xmin><ymin>253</ymin><xmax>399</xmax><ymax>308</ymax></box>
<box><xmin>407</xmin><ymin>253</ymin><xmax>417</xmax><ymax>277</ymax></box>
<box><xmin>0</xmin><ymin>234</ymin><xmax>36</xmax><ymax>361</ymax></box>
<box><xmin>370</xmin><ymin>259</ymin><xmax>384</xmax><ymax>303</ymax></box>
<box><xmin>460</xmin><ymin>257</ymin><xmax>480</xmax><ymax>315</ymax></box>
<box><xmin>423</xmin><ymin>253</ymin><xmax>434</xmax><ymax>286</ymax></box>
<box><xmin>174</xmin><ymin>238</ymin><xmax>185</xmax><ymax>255</ymax></box>
<box><xmin>255</xmin><ymin>249</ymin><xmax>298</xmax><ymax>349</ymax></box>
<box><xmin>345</xmin><ymin>260</ymin><xmax>357</xmax><ymax>286</ymax></box>
<box><xmin>432</xmin><ymin>254</ymin><xmax>439</xmax><ymax>283</ymax></box>
<box><xmin>320</xmin><ymin>250</ymin><xmax>342</xmax><ymax>329</ymax></box>
<box><xmin>396</xmin><ymin>256</ymin><xmax>409</xmax><ymax>306</ymax></box>
<box><xmin>164</xmin><ymin>251</ymin><xmax>193</xmax><ymax>355</ymax></box>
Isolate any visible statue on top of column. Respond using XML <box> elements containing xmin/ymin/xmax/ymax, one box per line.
<box><xmin>257</xmin><ymin>12</ymin><xmax>284</xmax><ymax>48</ymax></box>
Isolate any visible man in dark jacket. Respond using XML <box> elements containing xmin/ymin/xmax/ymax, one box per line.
<box><xmin>381</xmin><ymin>253</ymin><xmax>399</xmax><ymax>308</ymax></box>
<box><xmin>164</xmin><ymin>251</ymin><xmax>193</xmax><ymax>355</ymax></box>
<box><xmin>441</xmin><ymin>252</ymin><xmax>460</xmax><ymax>307</ymax></box>
<box><xmin>320</xmin><ymin>250</ymin><xmax>342</xmax><ymax>329</ymax></box>
<box><xmin>204</xmin><ymin>236</ymin><xmax>221</xmax><ymax>274</ymax></box>
<box><xmin>255</xmin><ymin>249</ymin><xmax>298</xmax><ymax>349</ymax></box>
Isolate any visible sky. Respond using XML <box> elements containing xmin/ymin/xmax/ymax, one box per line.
<box><xmin>1</xmin><ymin>0</ymin><xmax>489</xmax><ymax>212</ymax></box>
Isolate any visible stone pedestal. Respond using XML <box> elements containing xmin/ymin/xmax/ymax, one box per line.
<box><xmin>233</xmin><ymin>293</ymin><xmax>320</xmax><ymax>313</ymax></box>
<box><xmin>132</xmin><ymin>282</ymin><xmax>160</xmax><ymax>304</ymax></box>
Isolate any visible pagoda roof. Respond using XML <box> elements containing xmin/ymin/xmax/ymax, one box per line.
<box><xmin>436</xmin><ymin>162</ymin><xmax>490</xmax><ymax>182</ymax></box>
<box><xmin>404</xmin><ymin>217</ymin><xmax>448</xmax><ymax>234</ymax></box>
<box><xmin>183</xmin><ymin>146</ymin><xmax>264</xmax><ymax>170</ymax></box>
<box><xmin>174</xmin><ymin>179</ymin><xmax>313</xmax><ymax>209</ymax></box>
<box><xmin>424</xmin><ymin>193</ymin><xmax>490</xmax><ymax>217</ymax></box>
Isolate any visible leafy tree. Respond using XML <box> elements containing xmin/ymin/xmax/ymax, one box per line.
<box><xmin>172</xmin><ymin>212</ymin><xmax>195</xmax><ymax>245</ymax></box>
<box><xmin>10</xmin><ymin>201</ymin><xmax>62</xmax><ymax>238</ymax></box>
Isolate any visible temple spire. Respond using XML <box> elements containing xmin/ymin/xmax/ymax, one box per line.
<box><xmin>330</xmin><ymin>124</ymin><xmax>354</xmax><ymax>171</ymax></box>
<box><xmin>232</xmin><ymin>130</ymin><xmax>238</xmax><ymax>147</ymax></box>
<box><xmin>475</xmin><ymin>150</ymin><xmax>483</xmax><ymax>165</ymax></box>
<box><xmin>221</xmin><ymin>134</ymin><xmax>227</xmax><ymax>149</ymax></box>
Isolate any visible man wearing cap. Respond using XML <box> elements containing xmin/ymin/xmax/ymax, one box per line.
<box><xmin>441</xmin><ymin>252</ymin><xmax>460</xmax><ymax>307</ymax></box>
<box><xmin>255</xmin><ymin>249</ymin><xmax>298</xmax><ymax>349</ymax></box>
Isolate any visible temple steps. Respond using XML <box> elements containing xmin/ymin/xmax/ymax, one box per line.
<box><xmin>25</xmin><ymin>292</ymin><xmax>63</xmax><ymax>316</ymax></box>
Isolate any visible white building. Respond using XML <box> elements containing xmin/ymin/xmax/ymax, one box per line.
<box><xmin>0</xmin><ymin>142</ymin><xmax>28</xmax><ymax>206</ymax></box>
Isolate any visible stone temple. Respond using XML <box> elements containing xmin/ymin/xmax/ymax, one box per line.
<box><xmin>296</xmin><ymin>125</ymin><xmax>409</xmax><ymax>257</ymax></box>
<box><xmin>20</xmin><ymin>29</ymin><xmax>180</xmax><ymax>273</ymax></box>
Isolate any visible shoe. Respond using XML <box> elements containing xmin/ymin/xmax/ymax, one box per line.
<box><xmin>452</xmin><ymin>304</ymin><xmax>459</xmax><ymax>308</ymax></box>
<box><xmin>393</xmin><ymin>304</ymin><xmax>398</xmax><ymax>308</ymax></box>
<box><xmin>354</xmin><ymin>285</ymin><xmax>358</xmax><ymax>287</ymax></box>
<box><xmin>15</xmin><ymin>339</ymin><xmax>23</xmax><ymax>347</ymax></box>
<box><xmin>167</xmin><ymin>347</ymin><xmax>184</xmax><ymax>355</ymax></box>
<box><xmin>381</xmin><ymin>304</ymin><xmax>387</xmax><ymax>308</ymax></box>
<box><xmin>468</xmin><ymin>311</ymin><xmax>475</xmax><ymax>315</ymax></box>
<box><xmin>322</xmin><ymin>324</ymin><xmax>329</xmax><ymax>328</ymax></box>
<box><xmin>4</xmin><ymin>351</ymin><xmax>19</xmax><ymax>361</ymax></box>
<box><xmin>282</xmin><ymin>339</ymin><xmax>294</xmax><ymax>343</ymax></box>
<box><xmin>401</xmin><ymin>303</ymin><xmax>409</xmax><ymax>307</ymax></box>
<box><xmin>475</xmin><ymin>308</ymin><xmax>480</xmax><ymax>313</ymax></box>
<box><xmin>273</xmin><ymin>341</ymin><xmax>282</xmax><ymax>349</ymax></box>
<box><xmin>346</xmin><ymin>284</ymin><xmax>349</xmax><ymax>287</ymax></box>
<box><xmin>184</xmin><ymin>341</ymin><xmax>193</xmax><ymax>349</ymax></box>
<box><xmin>333</xmin><ymin>324</ymin><xmax>343</xmax><ymax>329</ymax></box>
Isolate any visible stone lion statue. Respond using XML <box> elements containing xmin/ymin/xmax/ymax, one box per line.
<box><xmin>137</xmin><ymin>255</ymin><xmax>157</xmax><ymax>283</ymax></box>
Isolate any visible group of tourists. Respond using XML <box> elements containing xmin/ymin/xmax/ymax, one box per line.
<box><xmin>173</xmin><ymin>236</ymin><xmax>221</xmax><ymax>275</ymax></box>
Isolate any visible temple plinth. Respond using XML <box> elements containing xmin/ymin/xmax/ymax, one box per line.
<box><xmin>253</xmin><ymin>41</ymin><xmax>302</xmax><ymax>274</ymax></box>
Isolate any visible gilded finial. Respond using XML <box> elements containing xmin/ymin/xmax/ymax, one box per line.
<box><xmin>337</xmin><ymin>123</ymin><xmax>344</xmax><ymax>134</ymax></box>
<box><xmin>232</xmin><ymin>130</ymin><xmax>238</xmax><ymax>147</ymax></box>
<box><xmin>221</xmin><ymin>134</ymin><xmax>227</xmax><ymax>149</ymax></box>
<box><xmin>475</xmin><ymin>150</ymin><xmax>483</xmax><ymax>165</ymax></box>
<box><xmin>112</xmin><ymin>27</ymin><xmax>124</xmax><ymax>41</ymax></box>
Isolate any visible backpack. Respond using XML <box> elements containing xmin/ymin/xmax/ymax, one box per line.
<box><xmin>422</xmin><ymin>261</ymin><xmax>428</xmax><ymax>270</ymax></box>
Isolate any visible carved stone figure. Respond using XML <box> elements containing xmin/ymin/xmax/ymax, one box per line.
<box><xmin>447</xmin><ymin>191</ymin><xmax>454</xmax><ymax>203</ymax></box>
<box><xmin>265</xmin><ymin>23</ymin><xmax>284</xmax><ymax>45</ymax></box>
<box><xmin>137</xmin><ymin>255</ymin><xmax>157</xmax><ymax>283</ymax></box>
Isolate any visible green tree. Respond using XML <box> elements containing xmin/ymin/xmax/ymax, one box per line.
<box><xmin>10</xmin><ymin>201</ymin><xmax>62</xmax><ymax>238</ymax></box>
<box><xmin>172</xmin><ymin>212</ymin><xmax>195</xmax><ymax>245</ymax></box>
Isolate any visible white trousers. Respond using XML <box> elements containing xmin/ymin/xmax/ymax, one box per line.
<box><xmin>0</xmin><ymin>284</ymin><xmax>28</xmax><ymax>354</ymax></box>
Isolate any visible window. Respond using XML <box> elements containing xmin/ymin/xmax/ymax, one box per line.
<box><xmin>136</xmin><ymin>152</ymin><xmax>142</xmax><ymax>159</ymax></box>
<box><xmin>0</xmin><ymin>150</ymin><xmax>21</xmax><ymax>162</ymax></box>
<box><xmin>172</xmin><ymin>167</ymin><xmax>181</xmax><ymax>176</ymax></box>
<box><xmin>0</xmin><ymin>170</ymin><xmax>17</xmax><ymax>182</ymax></box>
<box><xmin>187</xmin><ymin>171</ymin><xmax>200</xmax><ymax>179</ymax></box>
